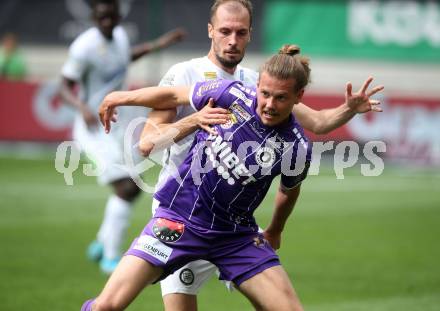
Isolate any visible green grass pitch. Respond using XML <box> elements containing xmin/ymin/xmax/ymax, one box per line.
<box><xmin>0</xmin><ymin>156</ymin><xmax>439</xmax><ymax>310</ymax></box>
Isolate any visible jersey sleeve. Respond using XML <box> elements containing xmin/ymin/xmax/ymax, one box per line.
<box><xmin>189</xmin><ymin>79</ymin><xmax>237</xmax><ymax>111</ymax></box>
<box><xmin>280</xmin><ymin>160</ymin><xmax>310</xmax><ymax>190</ymax></box>
<box><xmin>280</xmin><ymin>139</ymin><xmax>312</xmax><ymax>190</ymax></box>
<box><xmin>61</xmin><ymin>38</ymin><xmax>89</xmax><ymax>81</ymax></box>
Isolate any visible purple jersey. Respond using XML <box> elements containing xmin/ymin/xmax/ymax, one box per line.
<box><xmin>154</xmin><ymin>79</ymin><xmax>311</xmax><ymax>232</ymax></box>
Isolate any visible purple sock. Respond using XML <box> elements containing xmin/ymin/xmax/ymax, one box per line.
<box><xmin>81</xmin><ymin>298</ymin><xmax>95</xmax><ymax>311</ymax></box>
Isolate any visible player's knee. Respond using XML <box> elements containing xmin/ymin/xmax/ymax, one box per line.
<box><xmin>114</xmin><ymin>179</ymin><xmax>141</xmax><ymax>202</ymax></box>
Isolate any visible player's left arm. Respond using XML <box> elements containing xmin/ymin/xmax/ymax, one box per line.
<box><xmin>131</xmin><ymin>28</ymin><xmax>186</xmax><ymax>61</ymax></box>
<box><xmin>263</xmin><ymin>184</ymin><xmax>301</xmax><ymax>250</ymax></box>
<box><xmin>293</xmin><ymin>76</ymin><xmax>384</xmax><ymax>134</ymax></box>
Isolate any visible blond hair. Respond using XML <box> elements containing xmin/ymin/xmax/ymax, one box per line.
<box><xmin>260</xmin><ymin>44</ymin><xmax>311</xmax><ymax>92</ymax></box>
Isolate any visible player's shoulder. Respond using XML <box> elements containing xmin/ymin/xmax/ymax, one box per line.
<box><xmin>69</xmin><ymin>27</ymin><xmax>100</xmax><ymax>55</ymax></box>
<box><xmin>159</xmin><ymin>57</ymin><xmax>206</xmax><ymax>86</ymax></box>
<box><xmin>236</xmin><ymin>65</ymin><xmax>259</xmax><ymax>85</ymax></box>
<box><xmin>113</xmin><ymin>26</ymin><xmax>130</xmax><ymax>43</ymax></box>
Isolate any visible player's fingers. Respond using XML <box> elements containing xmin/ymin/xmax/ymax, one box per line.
<box><xmin>366</xmin><ymin>85</ymin><xmax>384</xmax><ymax>97</ymax></box>
<box><xmin>207</xmin><ymin>98</ymin><xmax>215</xmax><ymax>107</ymax></box>
<box><xmin>346</xmin><ymin>82</ymin><xmax>353</xmax><ymax>98</ymax></box>
<box><xmin>360</xmin><ymin>76</ymin><xmax>373</xmax><ymax>94</ymax></box>
<box><xmin>207</xmin><ymin>113</ymin><xmax>229</xmax><ymax>120</ymax></box>
<box><xmin>200</xmin><ymin>124</ymin><xmax>217</xmax><ymax>135</ymax></box>
<box><xmin>207</xmin><ymin>108</ymin><xmax>228</xmax><ymax>114</ymax></box>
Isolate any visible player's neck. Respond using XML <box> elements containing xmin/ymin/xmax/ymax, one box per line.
<box><xmin>207</xmin><ymin>52</ymin><xmax>236</xmax><ymax>75</ymax></box>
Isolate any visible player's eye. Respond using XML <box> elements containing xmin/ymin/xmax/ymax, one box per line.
<box><xmin>219</xmin><ymin>29</ymin><xmax>231</xmax><ymax>36</ymax></box>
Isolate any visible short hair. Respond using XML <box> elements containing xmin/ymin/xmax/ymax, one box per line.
<box><xmin>91</xmin><ymin>0</ymin><xmax>118</xmax><ymax>9</ymax></box>
<box><xmin>260</xmin><ymin>44</ymin><xmax>311</xmax><ymax>93</ymax></box>
<box><xmin>210</xmin><ymin>0</ymin><xmax>253</xmax><ymax>27</ymax></box>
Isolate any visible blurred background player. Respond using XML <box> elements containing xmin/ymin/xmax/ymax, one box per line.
<box><xmin>58</xmin><ymin>0</ymin><xmax>185</xmax><ymax>274</ymax></box>
<box><xmin>0</xmin><ymin>32</ymin><xmax>27</xmax><ymax>80</ymax></box>
<box><xmin>138</xmin><ymin>1</ymin><xmax>383</xmax><ymax>310</ymax></box>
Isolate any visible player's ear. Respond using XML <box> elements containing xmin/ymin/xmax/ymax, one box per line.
<box><xmin>208</xmin><ymin>23</ymin><xmax>213</xmax><ymax>39</ymax></box>
<box><xmin>297</xmin><ymin>88</ymin><xmax>305</xmax><ymax>101</ymax></box>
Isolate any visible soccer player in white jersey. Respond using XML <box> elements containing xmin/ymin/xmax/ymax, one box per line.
<box><xmin>134</xmin><ymin>1</ymin><xmax>384</xmax><ymax>310</ymax></box>
<box><xmin>59</xmin><ymin>0</ymin><xmax>185</xmax><ymax>274</ymax></box>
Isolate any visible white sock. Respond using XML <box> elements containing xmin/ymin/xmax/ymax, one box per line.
<box><xmin>97</xmin><ymin>195</ymin><xmax>133</xmax><ymax>260</ymax></box>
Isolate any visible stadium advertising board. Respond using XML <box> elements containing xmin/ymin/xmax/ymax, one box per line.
<box><xmin>1</xmin><ymin>80</ymin><xmax>439</xmax><ymax>165</ymax></box>
<box><xmin>263</xmin><ymin>0</ymin><xmax>440</xmax><ymax>62</ymax></box>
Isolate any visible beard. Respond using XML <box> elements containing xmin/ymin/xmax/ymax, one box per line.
<box><xmin>215</xmin><ymin>53</ymin><xmax>243</xmax><ymax>69</ymax></box>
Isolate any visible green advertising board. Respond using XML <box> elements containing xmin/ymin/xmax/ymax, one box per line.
<box><xmin>263</xmin><ymin>1</ymin><xmax>440</xmax><ymax>62</ymax></box>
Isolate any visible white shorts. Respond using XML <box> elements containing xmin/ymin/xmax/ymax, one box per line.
<box><xmin>152</xmin><ymin>199</ymin><xmax>233</xmax><ymax>296</ymax></box>
<box><xmin>73</xmin><ymin>112</ymin><xmax>144</xmax><ymax>185</ymax></box>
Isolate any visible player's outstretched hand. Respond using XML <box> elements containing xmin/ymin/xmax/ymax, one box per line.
<box><xmin>193</xmin><ymin>98</ymin><xmax>229</xmax><ymax>135</ymax></box>
<box><xmin>99</xmin><ymin>92</ymin><xmax>120</xmax><ymax>133</ymax></box>
<box><xmin>157</xmin><ymin>28</ymin><xmax>187</xmax><ymax>48</ymax></box>
<box><xmin>346</xmin><ymin>76</ymin><xmax>384</xmax><ymax>114</ymax></box>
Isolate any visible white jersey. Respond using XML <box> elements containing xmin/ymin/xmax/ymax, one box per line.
<box><xmin>62</xmin><ymin>26</ymin><xmax>145</xmax><ymax>185</ymax></box>
<box><xmin>154</xmin><ymin>56</ymin><xmax>258</xmax><ymax>194</ymax></box>
<box><xmin>62</xmin><ymin>26</ymin><xmax>131</xmax><ymax>115</ymax></box>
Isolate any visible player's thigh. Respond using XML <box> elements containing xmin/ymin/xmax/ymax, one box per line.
<box><xmin>161</xmin><ymin>260</ymin><xmax>217</xmax><ymax>296</ymax></box>
<box><xmin>238</xmin><ymin>265</ymin><xmax>303</xmax><ymax>311</ymax></box>
<box><xmin>94</xmin><ymin>255</ymin><xmax>163</xmax><ymax>310</ymax></box>
<box><xmin>162</xmin><ymin>293</ymin><xmax>197</xmax><ymax>311</ymax></box>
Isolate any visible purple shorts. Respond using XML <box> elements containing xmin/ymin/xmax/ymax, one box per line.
<box><xmin>125</xmin><ymin>210</ymin><xmax>280</xmax><ymax>286</ymax></box>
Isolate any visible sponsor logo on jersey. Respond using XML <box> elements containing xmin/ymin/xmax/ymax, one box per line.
<box><xmin>205</xmin><ymin>134</ymin><xmax>257</xmax><ymax>186</ymax></box>
<box><xmin>160</xmin><ymin>73</ymin><xmax>175</xmax><ymax>86</ymax></box>
<box><xmin>133</xmin><ymin>235</ymin><xmax>173</xmax><ymax>263</ymax></box>
<box><xmin>229</xmin><ymin>87</ymin><xmax>253</xmax><ymax>107</ymax></box>
<box><xmin>238</xmin><ymin>85</ymin><xmax>257</xmax><ymax>97</ymax></box>
<box><xmin>179</xmin><ymin>268</ymin><xmax>195</xmax><ymax>285</ymax></box>
<box><xmin>196</xmin><ymin>81</ymin><xmax>222</xmax><ymax>97</ymax></box>
<box><xmin>255</xmin><ymin>147</ymin><xmax>276</xmax><ymax>168</ymax></box>
<box><xmin>204</xmin><ymin>71</ymin><xmax>217</xmax><ymax>80</ymax></box>
<box><xmin>230</xmin><ymin>101</ymin><xmax>252</xmax><ymax>122</ymax></box>
<box><xmin>220</xmin><ymin>113</ymin><xmax>238</xmax><ymax>129</ymax></box>
<box><xmin>153</xmin><ymin>218</ymin><xmax>185</xmax><ymax>243</ymax></box>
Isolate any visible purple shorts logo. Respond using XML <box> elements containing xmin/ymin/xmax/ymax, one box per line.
<box><xmin>152</xmin><ymin>218</ymin><xmax>185</xmax><ymax>243</ymax></box>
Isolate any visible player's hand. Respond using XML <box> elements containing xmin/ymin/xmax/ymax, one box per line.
<box><xmin>345</xmin><ymin>76</ymin><xmax>384</xmax><ymax>114</ymax></box>
<box><xmin>193</xmin><ymin>98</ymin><xmax>229</xmax><ymax>135</ymax></box>
<box><xmin>263</xmin><ymin>230</ymin><xmax>281</xmax><ymax>250</ymax></box>
<box><xmin>99</xmin><ymin>93</ymin><xmax>120</xmax><ymax>133</ymax></box>
<box><xmin>157</xmin><ymin>28</ymin><xmax>187</xmax><ymax>48</ymax></box>
<box><xmin>80</xmin><ymin>106</ymin><xmax>99</xmax><ymax>129</ymax></box>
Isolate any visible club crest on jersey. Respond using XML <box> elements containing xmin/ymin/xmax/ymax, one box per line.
<box><xmin>255</xmin><ymin>147</ymin><xmax>276</xmax><ymax>168</ymax></box>
<box><xmin>204</xmin><ymin>71</ymin><xmax>217</xmax><ymax>80</ymax></box>
<box><xmin>153</xmin><ymin>218</ymin><xmax>185</xmax><ymax>243</ymax></box>
<box><xmin>221</xmin><ymin>113</ymin><xmax>238</xmax><ymax>129</ymax></box>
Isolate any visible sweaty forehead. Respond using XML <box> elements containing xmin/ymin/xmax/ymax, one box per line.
<box><xmin>212</xmin><ymin>3</ymin><xmax>250</xmax><ymax>28</ymax></box>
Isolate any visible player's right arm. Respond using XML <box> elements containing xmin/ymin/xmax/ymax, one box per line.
<box><xmin>59</xmin><ymin>35</ymin><xmax>98</xmax><ymax>128</ymax></box>
<box><xmin>59</xmin><ymin>77</ymin><xmax>98</xmax><ymax>128</ymax></box>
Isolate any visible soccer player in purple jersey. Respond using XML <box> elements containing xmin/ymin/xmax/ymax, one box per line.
<box><xmin>82</xmin><ymin>45</ymin><xmax>382</xmax><ymax>311</ymax></box>
<box><xmin>139</xmin><ymin>1</ymin><xmax>384</xmax><ymax>310</ymax></box>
